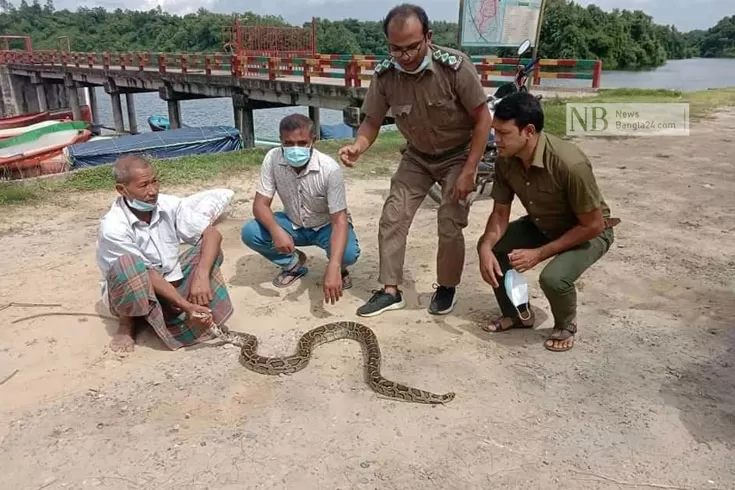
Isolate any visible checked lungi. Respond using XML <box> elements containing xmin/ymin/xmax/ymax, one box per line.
<box><xmin>104</xmin><ymin>243</ymin><xmax>233</xmax><ymax>350</ymax></box>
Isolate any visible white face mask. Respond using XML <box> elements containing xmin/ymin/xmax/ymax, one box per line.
<box><xmin>504</xmin><ymin>268</ymin><xmax>532</xmax><ymax>321</ymax></box>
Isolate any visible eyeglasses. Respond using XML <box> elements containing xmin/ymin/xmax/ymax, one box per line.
<box><xmin>388</xmin><ymin>38</ymin><xmax>425</xmax><ymax>58</ymax></box>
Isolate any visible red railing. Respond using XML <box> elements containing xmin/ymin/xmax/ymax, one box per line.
<box><xmin>0</xmin><ymin>49</ymin><xmax>602</xmax><ymax>89</ymax></box>
<box><xmin>223</xmin><ymin>18</ymin><xmax>316</xmax><ymax>58</ymax></box>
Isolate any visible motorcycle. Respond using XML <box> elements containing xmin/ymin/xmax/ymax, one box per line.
<box><xmin>426</xmin><ymin>38</ymin><xmax>541</xmax><ymax>205</ymax></box>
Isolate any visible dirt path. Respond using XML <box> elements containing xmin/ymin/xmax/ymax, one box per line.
<box><xmin>1</xmin><ymin>109</ymin><xmax>734</xmax><ymax>490</ymax></box>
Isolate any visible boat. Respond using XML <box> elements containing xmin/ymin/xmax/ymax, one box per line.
<box><xmin>0</xmin><ymin>104</ymin><xmax>92</xmax><ymax>133</ymax></box>
<box><xmin>0</xmin><ymin>119</ymin><xmax>69</xmax><ymax>140</ymax></box>
<box><xmin>0</xmin><ymin>121</ymin><xmax>89</xmax><ymax>150</ymax></box>
<box><xmin>0</xmin><ymin>121</ymin><xmax>92</xmax><ymax>178</ymax></box>
<box><xmin>319</xmin><ymin>122</ymin><xmax>356</xmax><ymax>140</ymax></box>
<box><xmin>48</xmin><ymin>105</ymin><xmax>93</xmax><ymax>124</ymax></box>
<box><xmin>0</xmin><ymin>111</ymin><xmax>50</xmax><ymax>130</ymax></box>
<box><xmin>147</xmin><ymin>114</ymin><xmax>190</xmax><ymax>132</ymax></box>
<box><xmin>68</xmin><ymin>125</ymin><xmax>243</xmax><ymax>168</ymax></box>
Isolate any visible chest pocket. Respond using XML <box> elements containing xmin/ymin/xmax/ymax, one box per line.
<box><xmin>427</xmin><ymin>94</ymin><xmax>462</xmax><ymax>128</ymax></box>
<box><xmin>390</xmin><ymin>103</ymin><xmax>417</xmax><ymax>137</ymax></box>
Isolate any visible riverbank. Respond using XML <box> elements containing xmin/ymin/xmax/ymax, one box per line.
<box><xmin>1</xmin><ymin>87</ymin><xmax>734</xmax><ymax>208</ymax></box>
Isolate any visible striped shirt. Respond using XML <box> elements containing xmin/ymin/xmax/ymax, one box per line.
<box><xmin>256</xmin><ymin>147</ymin><xmax>349</xmax><ymax>230</ymax></box>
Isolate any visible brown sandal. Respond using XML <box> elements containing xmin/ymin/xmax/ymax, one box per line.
<box><xmin>544</xmin><ymin>322</ymin><xmax>577</xmax><ymax>352</ymax></box>
<box><xmin>482</xmin><ymin>310</ymin><xmax>535</xmax><ymax>332</ymax></box>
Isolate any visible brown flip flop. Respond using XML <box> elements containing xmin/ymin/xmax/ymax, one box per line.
<box><xmin>482</xmin><ymin>313</ymin><xmax>535</xmax><ymax>332</ymax></box>
<box><xmin>544</xmin><ymin>323</ymin><xmax>577</xmax><ymax>352</ymax></box>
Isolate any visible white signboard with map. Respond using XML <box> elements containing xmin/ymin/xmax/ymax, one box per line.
<box><xmin>459</xmin><ymin>0</ymin><xmax>543</xmax><ymax>48</ymax></box>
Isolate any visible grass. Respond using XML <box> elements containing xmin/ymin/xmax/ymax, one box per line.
<box><xmin>541</xmin><ymin>87</ymin><xmax>735</xmax><ymax>134</ymax></box>
<box><xmin>0</xmin><ymin>131</ymin><xmax>407</xmax><ymax>207</ymax></box>
<box><xmin>1</xmin><ymin>86</ymin><xmax>734</xmax><ymax>208</ymax></box>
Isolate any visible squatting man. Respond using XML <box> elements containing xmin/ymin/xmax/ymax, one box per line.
<box><xmin>477</xmin><ymin>92</ymin><xmax>619</xmax><ymax>352</ymax></box>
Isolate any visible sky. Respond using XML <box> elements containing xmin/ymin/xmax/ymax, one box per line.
<box><xmin>69</xmin><ymin>0</ymin><xmax>732</xmax><ymax>33</ymax></box>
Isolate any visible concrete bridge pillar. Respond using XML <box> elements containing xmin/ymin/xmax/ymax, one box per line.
<box><xmin>309</xmin><ymin>106</ymin><xmax>321</xmax><ymax>140</ymax></box>
<box><xmin>104</xmin><ymin>79</ymin><xmax>125</xmax><ymax>134</ymax></box>
<box><xmin>125</xmin><ymin>93</ymin><xmax>138</xmax><ymax>134</ymax></box>
<box><xmin>167</xmin><ymin>100</ymin><xmax>181</xmax><ymax>129</ymax></box>
<box><xmin>232</xmin><ymin>93</ymin><xmax>255</xmax><ymax>148</ymax></box>
<box><xmin>29</xmin><ymin>73</ymin><xmax>48</xmax><ymax>112</ymax></box>
<box><xmin>64</xmin><ymin>74</ymin><xmax>82</xmax><ymax>122</ymax></box>
<box><xmin>87</xmin><ymin>86</ymin><xmax>98</xmax><ymax>124</ymax></box>
<box><xmin>158</xmin><ymin>84</ymin><xmax>182</xmax><ymax>130</ymax></box>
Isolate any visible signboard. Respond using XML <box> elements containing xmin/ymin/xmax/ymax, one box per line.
<box><xmin>458</xmin><ymin>0</ymin><xmax>543</xmax><ymax>48</ymax></box>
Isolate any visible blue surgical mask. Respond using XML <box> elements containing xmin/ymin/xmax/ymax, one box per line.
<box><xmin>282</xmin><ymin>146</ymin><xmax>312</xmax><ymax>167</ymax></box>
<box><xmin>125</xmin><ymin>197</ymin><xmax>156</xmax><ymax>212</ymax></box>
<box><xmin>504</xmin><ymin>268</ymin><xmax>532</xmax><ymax>321</ymax></box>
<box><xmin>393</xmin><ymin>54</ymin><xmax>429</xmax><ymax>74</ymax></box>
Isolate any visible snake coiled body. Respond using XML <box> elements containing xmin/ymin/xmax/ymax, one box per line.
<box><xmin>207</xmin><ymin>321</ymin><xmax>455</xmax><ymax>405</ymax></box>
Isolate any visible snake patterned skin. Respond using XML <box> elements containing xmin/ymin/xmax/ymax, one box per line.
<box><xmin>207</xmin><ymin>321</ymin><xmax>456</xmax><ymax>405</ymax></box>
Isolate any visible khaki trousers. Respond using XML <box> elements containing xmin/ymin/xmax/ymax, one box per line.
<box><xmin>378</xmin><ymin>148</ymin><xmax>471</xmax><ymax>287</ymax></box>
<box><xmin>492</xmin><ymin>216</ymin><xmax>614</xmax><ymax>326</ymax></box>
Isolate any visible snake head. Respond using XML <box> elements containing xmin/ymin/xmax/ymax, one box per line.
<box><xmin>440</xmin><ymin>392</ymin><xmax>456</xmax><ymax>403</ymax></box>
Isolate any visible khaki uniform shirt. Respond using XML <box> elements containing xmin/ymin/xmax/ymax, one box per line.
<box><xmin>490</xmin><ymin>131</ymin><xmax>612</xmax><ymax>239</ymax></box>
<box><xmin>361</xmin><ymin>44</ymin><xmax>488</xmax><ymax>156</ymax></box>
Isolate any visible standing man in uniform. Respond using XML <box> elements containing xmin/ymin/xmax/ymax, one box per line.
<box><xmin>338</xmin><ymin>3</ymin><xmax>492</xmax><ymax>317</ymax></box>
<box><xmin>477</xmin><ymin>92</ymin><xmax>618</xmax><ymax>352</ymax></box>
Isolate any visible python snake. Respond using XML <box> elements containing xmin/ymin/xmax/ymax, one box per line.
<box><xmin>206</xmin><ymin>320</ymin><xmax>455</xmax><ymax>405</ymax></box>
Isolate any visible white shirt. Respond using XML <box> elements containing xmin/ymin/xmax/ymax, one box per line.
<box><xmin>256</xmin><ymin>147</ymin><xmax>349</xmax><ymax>230</ymax></box>
<box><xmin>95</xmin><ymin>194</ymin><xmax>200</xmax><ymax>306</ymax></box>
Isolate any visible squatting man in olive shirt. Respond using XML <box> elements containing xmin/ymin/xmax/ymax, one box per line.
<box><xmin>477</xmin><ymin>92</ymin><xmax>618</xmax><ymax>352</ymax></box>
<box><xmin>338</xmin><ymin>3</ymin><xmax>493</xmax><ymax>318</ymax></box>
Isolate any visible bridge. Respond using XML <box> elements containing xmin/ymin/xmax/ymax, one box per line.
<box><xmin>0</xmin><ymin>31</ymin><xmax>602</xmax><ymax>147</ymax></box>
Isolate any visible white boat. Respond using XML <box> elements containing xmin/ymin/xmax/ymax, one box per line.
<box><xmin>0</xmin><ymin>119</ymin><xmax>69</xmax><ymax>140</ymax></box>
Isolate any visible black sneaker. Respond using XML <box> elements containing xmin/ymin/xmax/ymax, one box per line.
<box><xmin>428</xmin><ymin>284</ymin><xmax>457</xmax><ymax>315</ymax></box>
<box><xmin>356</xmin><ymin>289</ymin><xmax>406</xmax><ymax>317</ymax></box>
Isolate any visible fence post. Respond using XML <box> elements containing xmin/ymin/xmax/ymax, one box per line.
<box><xmin>352</xmin><ymin>60</ymin><xmax>361</xmax><ymax>88</ymax></box>
<box><xmin>344</xmin><ymin>61</ymin><xmax>352</xmax><ymax>87</ymax></box>
<box><xmin>303</xmin><ymin>59</ymin><xmax>310</xmax><ymax>83</ymax></box>
<box><xmin>533</xmin><ymin>62</ymin><xmax>541</xmax><ymax>86</ymax></box>
<box><xmin>158</xmin><ymin>54</ymin><xmax>165</xmax><ymax>74</ymax></box>
<box><xmin>268</xmin><ymin>58</ymin><xmax>277</xmax><ymax>81</ymax></box>
<box><xmin>592</xmin><ymin>59</ymin><xmax>602</xmax><ymax>89</ymax></box>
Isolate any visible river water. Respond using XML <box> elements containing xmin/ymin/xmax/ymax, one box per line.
<box><xmin>89</xmin><ymin>57</ymin><xmax>735</xmax><ymax>142</ymax></box>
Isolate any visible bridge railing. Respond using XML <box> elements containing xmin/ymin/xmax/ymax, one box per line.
<box><xmin>0</xmin><ymin>49</ymin><xmax>602</xmax><ymax>89</ymax></box>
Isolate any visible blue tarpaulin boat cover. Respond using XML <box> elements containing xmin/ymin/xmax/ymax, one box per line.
<box><xmin>68</xmin><ymin>126</ymin><xmax>242</xmax><ymax>168</ymax></box>
<box><xmin>320</xmin><ymin>123</ymin><xmax>355</xmax><ymax>140</ymax></box>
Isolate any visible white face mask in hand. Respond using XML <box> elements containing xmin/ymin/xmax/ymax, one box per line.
<box><xmin>504</xmin><ymin>268</ymin><xmax>532</xmax><ymax>321</ymax></box>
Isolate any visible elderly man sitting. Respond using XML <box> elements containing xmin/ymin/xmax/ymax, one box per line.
<box><xmin>96</xmin><ymin>155</ymin><xmax>234</xmax><ymax>353</ymax></box>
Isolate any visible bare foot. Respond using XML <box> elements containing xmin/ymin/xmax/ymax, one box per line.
<box><xmin>110</xmin><ymin>318</ymin><xmax>135</xmax><ymax>353</ymax></box>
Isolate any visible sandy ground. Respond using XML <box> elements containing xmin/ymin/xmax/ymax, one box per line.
<box><xmin>1</xmin><ymin>109</ymin><xmax>734</xmax><ymax>490</ymax></box>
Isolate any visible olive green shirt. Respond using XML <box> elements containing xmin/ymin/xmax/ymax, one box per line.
<box><xmin>361</xmin><ymin>44</ymin><xmax>488</xmax><ymax>156</ymax></box>
<box><xmin>490</xmin><ymin>131</ymin><xmax>611</xmax><ymax>239</ymax></box>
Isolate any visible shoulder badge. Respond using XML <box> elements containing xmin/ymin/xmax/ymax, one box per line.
<box><xmin>431</xmin><ymin>48</ymin><xmax>463</xmax><ymax>71</ymax></box>
<box><xmin>374</xmin><ymin>58</ymin><xmax>394</xmax><ymax>76</ymax></box>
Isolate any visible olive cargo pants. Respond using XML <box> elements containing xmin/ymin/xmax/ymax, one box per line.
<box><xmin>378</xmin><ymin>148</ymin><xmax>471</xmax><ymax>287</ymax></box>
<box><xmin>492</xmin><ymin>216</ymin><xmax>614</xmax><ymax>326</ymax></box>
